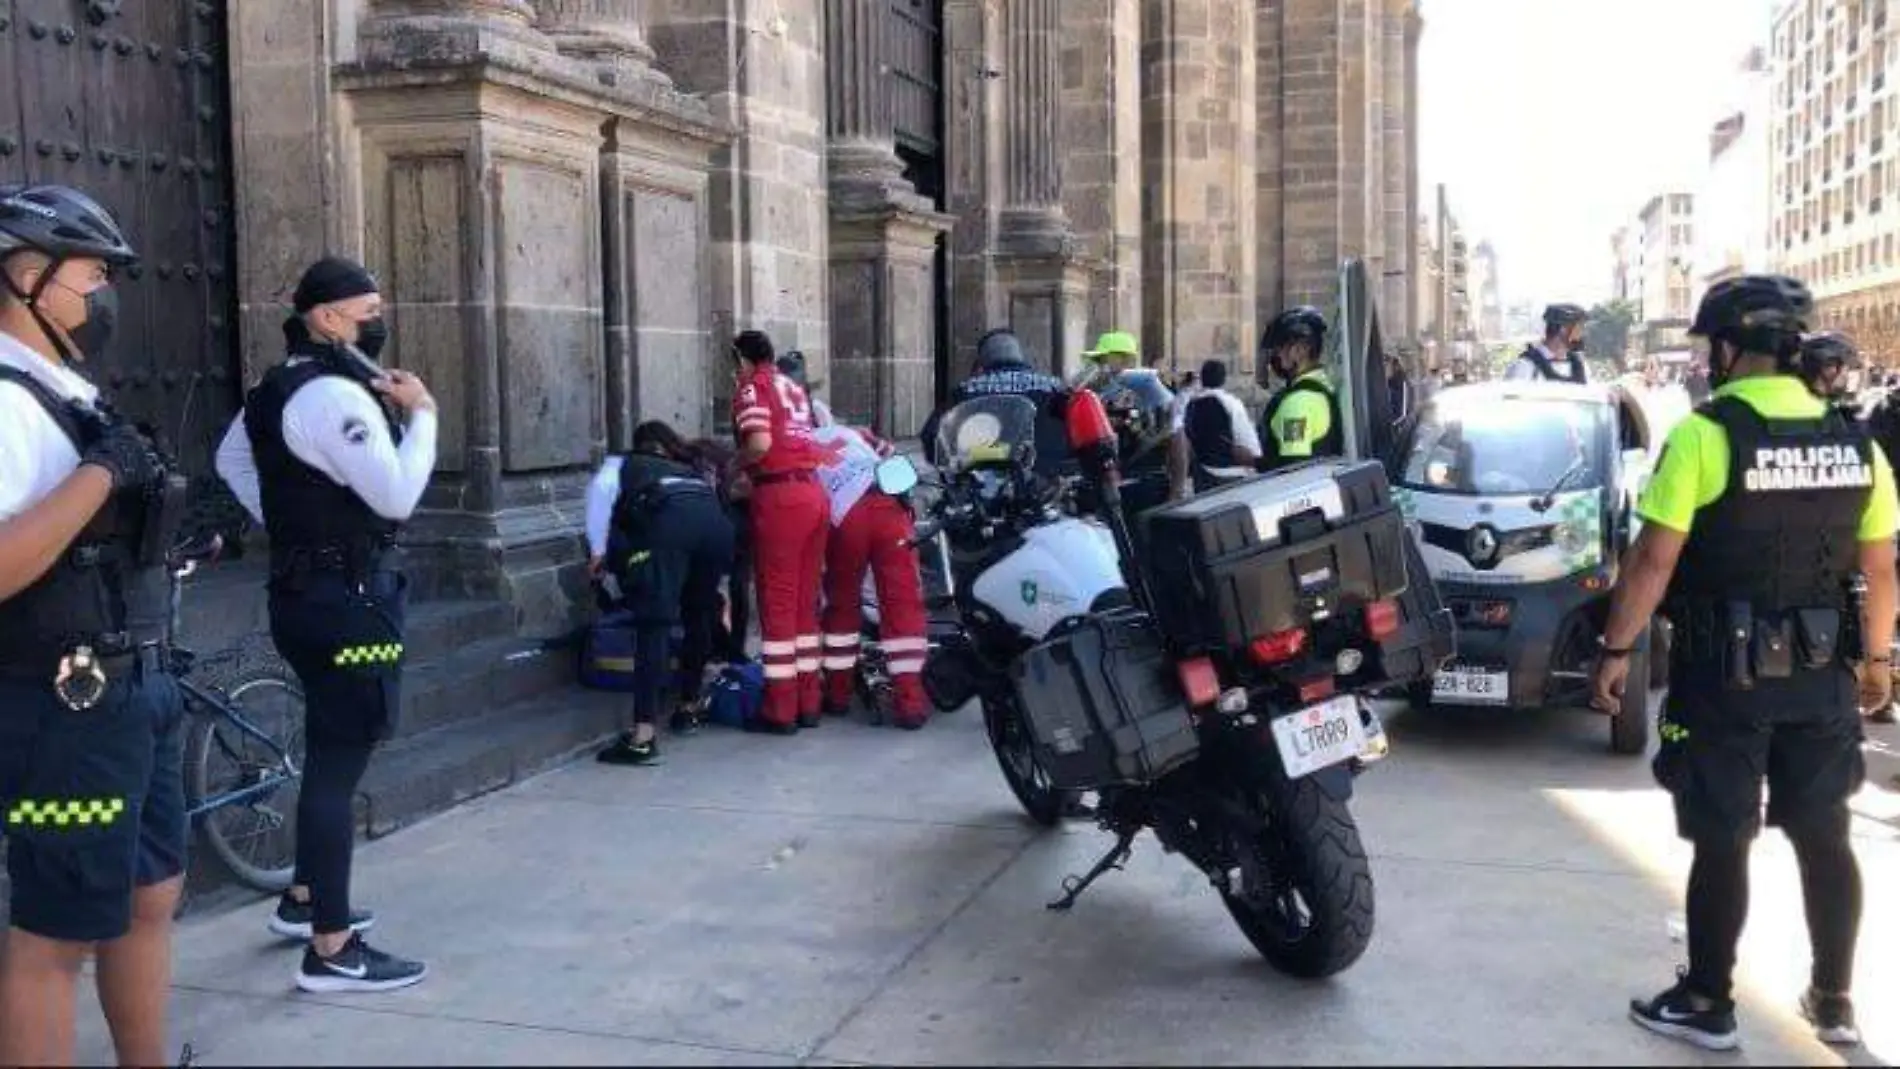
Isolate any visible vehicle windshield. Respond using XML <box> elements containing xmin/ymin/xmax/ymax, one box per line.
<box><xmin>1397</xmin><ymin>395</ymin><xmax>1611</xmax><ymax>497</ymax></box>
<box><xmin>934</xmin><ymin>394</ymin><xmax>1042</xmax><ymax>473</ymax></box>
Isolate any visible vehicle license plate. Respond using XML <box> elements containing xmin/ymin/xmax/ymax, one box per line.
<box><xmin>1432</xmin><ymin>664</ymin><xmax>1510</xmax><ymax>705</ymax></box>
<box><xmin>1271</xmin><ymin>695</ymin><xmax>1370</xmax><ymax>779</ymax></box>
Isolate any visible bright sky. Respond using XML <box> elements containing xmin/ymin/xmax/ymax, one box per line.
<box><xmin>1418</xmin><ymin>0</ymin><xmax>1783</xmax><ymax>310</ymax></box>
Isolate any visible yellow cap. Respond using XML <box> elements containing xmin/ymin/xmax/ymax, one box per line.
<box><xmin>1083</xmin><ymin>330</ymin><xmax>1140</xmax><ymax>361</ymax></box>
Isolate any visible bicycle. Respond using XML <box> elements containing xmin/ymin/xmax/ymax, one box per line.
<box><xmin>164</xmin><ymin>534</ymin><xmax>306</xmax><ymax>902</ymax></box>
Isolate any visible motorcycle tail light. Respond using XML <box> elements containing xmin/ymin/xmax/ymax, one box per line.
<box><xmin>1248</xmin><ymin>628</ymin><xmax>1308</xmax><ymax>665</ymax></box>
<box><xmin>1297</xmin><ymin>676</ymin><xmax>1336</xmax><ymax>704</ymax></box>
<box><xmin>1364</xmin><ymin>599</ymin><xmax>1402</xmax><ymax>642</ymax></box>
<box><xmin>1063</xmin><ymin>388</ymin><xmax>1117</xmax><ymax>451</ymax></box>
<box><xmin>1176</xmin><ymin>656</ymin><xmax>1221</xmax><ymax>707</ymax></box>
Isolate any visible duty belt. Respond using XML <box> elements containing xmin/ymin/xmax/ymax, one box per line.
<box><xmin>0</xmin><ymin>638</ymin><xmax>164</xmax><ymax>711</ymax></box>
<box><xmin>269</xmin><ymin>542</ymin><xmax>398</xmax><ymax>582</ymax></box>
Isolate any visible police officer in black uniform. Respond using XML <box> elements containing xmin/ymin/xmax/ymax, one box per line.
<box><xmin>1503</xmin><ymin>303</ymin><xmax>1591</xmax><ymax>383</ymax></box>
<box><xmin>1257</xmin><ymin>307</ymin><xmax>1345</xmax><ymax>472</ymax></box>
<box><xmin>0</xmin><ymin>184</ymin><xmax>185</xmax><ymax>1067</ymax></box>
<box><xmin>1591</xmin><ymin>275</ymin><xmax>1894</xmax><ymax>1051</ymax></box>
<box><xmin>214</xmin><ymin>256</ymin><xmax>435</xmax><ymax>993</ymax></box>
<box><xmin>591</xmin><ymin>420</ymin><xmax>734</xmax><ymax>765</ymax></box>
<box><xmin>918</xmin><ymin>328</ymin><xmax>1071</xmax><ymax>476</ymax></box>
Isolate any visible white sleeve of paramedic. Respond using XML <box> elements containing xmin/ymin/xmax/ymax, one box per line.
<box><xmin>281</xmin><ymin>377</ymin><xmax>439</xmax><ymax>522</ymax></box>
<box><xmin>585</xmin><ymin>455</ymin><xmax>624</xmax><ymax>559</ymax></box>
<box><xmin>212</xmin><ymin>410</ymin><xmax>265</xmax><ymax>524</ymax></box>
<box><xmin>1502</xmin><ymin>358</ymin><xmax>1535</xmax><ymax>382</ymax></box>
<box><xmin>1225</xmin><ymin>393</ymin><xmax>1263</xmax><ymax>457</ymax></box>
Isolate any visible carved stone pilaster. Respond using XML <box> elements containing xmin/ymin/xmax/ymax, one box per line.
<box><xmin>358</xmin><ymin>0</ymin><xmax>555</xmax><ymax>67</ymax></box>
<box><xmin>538</xmin><ymin>0</ymin><xmax>669</xmax><ymax>87</ymax></box>
<box><xmin>998</xmin><ymin>0</ymin><xmax>1069</xmax><ymax>251</ymax></box>
<box><xmin>826</xmin><ymin>0</ymin><xmax>913</xmax><ymax>205</ymax></box>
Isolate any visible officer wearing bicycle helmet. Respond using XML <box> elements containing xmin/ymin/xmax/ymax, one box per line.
<box><xmin>1592</xmin><ymin>274</ymin><xmax>1895</xmax><ymax>1052</ymax></box>
<box><xmin>0</xmin><ymin>184</ymin><xmax>186</xmax><ymax>1067</ymax></box>
<box><xmin>213</xmin><ymin>255</ymin><xmax>435</xmax><ymax>993</ymax></box>
<box><xmin>918</xmin><ymin>327</ymin><xmax>1070</xmax><ymax>475</ymax></box>
<box><xmin>1504</xmin><ymin>303</ymin><xmax>1591</xmax><ymax>383</ymax></box>
<box><xmin>1257</xmin><ymin>306</ymin><xmax>1342</xmax><ymax>471</ymax></box>
<box><xmin>1799</xmin><ymin>330</ymin><xmax>1862</xmax><ymax>406</ymax></box>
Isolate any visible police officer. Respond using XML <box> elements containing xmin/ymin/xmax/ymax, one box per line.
<box><xmin>1504</xmin><ymin>303</ymin><xmax>1591</xmax><ymax>383</ymax></box>
<box><xmin>1799</xmin><ymin>331</ymin><xmax>1862</xmax><ymax>408</ymax></box>
<box><xmin>1257</xmin><ymin>307</ymin><xmax>1344</xmax><ymax>472</ymax></box>
<box><xmin>919</xmin><ymin>328</ymin><xmax>1071</xmax><ymax>477</ymax></box>
<box><xmin>587</xmin><ymin>420</ymin><xmax>734</xmax><ymax>762</ymax></box>
<box><xmin>1590</xmin><ymin>275</ymin><xmax>1894</xmax><ymax>1051</ymax></box>
<box><xmin>0</xmin><ymin>185</ymin><xmax>183</xmax><ymax>1067</ymax></box>
<box><xmin>214</xmin><ymin>255</ymin><xmax>435</xmax><ymax>993</ymax></box>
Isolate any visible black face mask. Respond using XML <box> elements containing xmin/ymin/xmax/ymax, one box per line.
<box><xmin>67</xmin><ymin>285</ymin><xmax>119</xmax><ymax>358</ymax></box>
<box><xmin>354</xmin><ymin>316</ymin><xmax>389</xmax><ymax>361</ymax></box>
<box><xmin>1706</xmin><ymin>344</ymin><xmax>1733</xmax><ymax>389</ymax></box>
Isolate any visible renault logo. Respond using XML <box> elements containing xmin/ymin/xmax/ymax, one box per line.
<box><xmin>1467</xmin><ymin>524</ymin><xmax>1500</xmax><ymax>567</ymax></box>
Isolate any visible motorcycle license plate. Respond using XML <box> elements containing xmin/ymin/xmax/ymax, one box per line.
<box><xmin>1270</xmin><ymin>695</ymin><xmax>1369</xmax><ymax>780</ymax></box>
<box><xmin>1432</xmin><ymin>664</ymin><xmax>1509</xmax><ymax>705</ymax></box>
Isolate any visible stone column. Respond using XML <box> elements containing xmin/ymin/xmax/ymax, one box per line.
<box><xmin>1277</xmin><ymin>0</ymin><xmax>1345</xmax><ymax>309</ymax></box>
<box><xmin>1061</xmin><ymin>0</ymin><xmax>1143</xmax><ymax>341</ymax></box>
<box><xmin>1404</xmin><ymin>4</ymin><xmax>1423</xmax><ymax>346</ymax></box>
<box><xmin>824</xmin><ymin>0</ymin><xmax>954</xmax><ymax>432</ymax></box>
<box><xmin>994</xmin><ymin>0</ymin><xmax>1090</xmax><ymax>376</ymax></box>
<box><xmin>1143</xmin><ymin>0</ymin><xmax>1257</xmax><ymax>374</ymax></box>
<box><xmin>537</xmin><ymin>0</ymin><xmax>668</xmax><ymax>85</ymax></box>
<box><xmin>944</xmin><ymin>0</ymin><xmax>1005</xmax><ymax>374</ymax></box>
<box><xmin>1381</xmin><ymin>0</ymin><xmax>1411</xmax><ymax>341</ymax></box>
<box><xmin>358</xmin><ymin>0</ymin><xmax>555</xmax><ymax>65</ymax></box>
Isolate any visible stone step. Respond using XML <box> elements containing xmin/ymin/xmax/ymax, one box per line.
<box><xmin>395</xmin><ymin>635</ymin><xmax>578</xmax><ymax>742</ymax></box>
<box><xmin>354</xmin><ymin>686</ymin><xmax>624</xmax><ymax>840</ymax></box>
<box><xmin>401</xmin><ymin>598</ymin><xmax>520</xmax><ymax>665</ymax></box>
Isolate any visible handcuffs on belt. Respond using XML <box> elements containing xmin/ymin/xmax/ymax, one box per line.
<box><xmin>54</xmin><ymin>644</ymin><xmax>110</xmax><ymax>712</ymax></box>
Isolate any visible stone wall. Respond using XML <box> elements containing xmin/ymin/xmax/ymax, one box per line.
<box><xmin>1060</xmin><ymin>0</ymin><xmax>1143</xmax><ymax>342</ymax></box>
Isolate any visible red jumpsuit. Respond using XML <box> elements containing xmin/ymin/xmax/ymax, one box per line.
<box><xmin>733</xmin><ymin>365</ymin><xmax>831</xmax><ymax>727</ymax></box>
<box><xmin>814</xmin><ymin>426</ymin><xmax>930</xmax><ymax>726</ymax></box>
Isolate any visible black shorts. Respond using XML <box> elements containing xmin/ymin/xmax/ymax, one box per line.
<box><xmin>270</xmin><ymin>570</ymin><xmax>407</xmax><ymax>747</ymax></box>
<box><xmin>1655</xmin><ymin>689</ymin><xmax>1866</xmax><ymax>845</ymax></box>
<box><xmin>0</xmin><ymin>666</ymin><xmax>188</xmax><ymax>942</ymax></box>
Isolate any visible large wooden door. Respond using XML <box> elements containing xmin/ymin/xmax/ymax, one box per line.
<box><xmin>0</xmin><ymin>0</ymin><xmax>239</xmax><ymax>479</ymax></box>
<box><xmin>889</xmin><ymin>0</ymin><xmax>951</xmax><ymax>407</ymax></box>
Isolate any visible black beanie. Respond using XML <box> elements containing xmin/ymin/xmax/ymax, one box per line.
<box><xmin>732</xmin><ymin>329</ymin><xmax>775</xmax><ymax>365</ymax></box>
<box><xmin>293</xmin><ymin>255</ymin><xmax>379</xmax><ymax>313</ymax></box>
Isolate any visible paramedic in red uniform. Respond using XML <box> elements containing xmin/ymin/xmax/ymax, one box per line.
<box><xmin>813</xmin><ymin>422</ymin><xmax>931</xmax><ymax>729</ymax></box>
<box><xmin>730</xmin><ymin>330</ymin><xmax>830</xmax><ymax>732</ymax></box>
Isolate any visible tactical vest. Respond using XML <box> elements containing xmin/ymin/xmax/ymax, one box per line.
<box><xmin>1184</xmin><ymin>392</ymin><xmax>1237</xmax><ymax>470</ymax></box>
<box><xmin>1664</xmin><ymin>396</ymin><xmax>1873</xmax><ymax>697</ymax></box>
<box><xmin>1516</xmin><ymin>345</ymin><xmax>1586</xmax><ymax>384</ymax></box>
<box><xmin>1260</xmin><ymin>376</ymin><xmax>1344</xmax><ymax>470</ymax></box>
<box><xmin>610</xmin><ymin>453</ymin><xmax>716</xmax><ymax>544</ymax></box>
<box><xmin>0</xmin><ymin>367</ymin><xmax>176</xmax><ymax>667</ymax></box>
<box><xmin>245</xmin><ymin>356</ymin><xmax>403</xmax><ymax>564</ymax></box>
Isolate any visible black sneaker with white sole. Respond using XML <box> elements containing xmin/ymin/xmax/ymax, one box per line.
<box><xmin>1800</xmin><ymin>987</ymin><xmax>1860</xmax><ymax>1046</ymax></box>
<box><xmin>1629</xmin><ymin>972</ymin><xmax>1739</xmax><ymax>1052</ymax></box>
<box><xmin>296</xmin><ymin>933</ymin><xmax>427</xmax><ymax>993</ymax></box>
<box><xmin>268</xmin><ymin>894</ymin><xmax>375</xmax><ymax>941</ymax></box>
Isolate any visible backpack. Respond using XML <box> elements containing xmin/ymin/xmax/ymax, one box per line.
<box><xmin>702</xmin><ymin>659</ymin><xmax>765</xmax><ymax>728</ymax></box>
<box><xmin>578</xmin><ymin>610</ymin><xmax>683</xmax><ymax>692</ymax></box>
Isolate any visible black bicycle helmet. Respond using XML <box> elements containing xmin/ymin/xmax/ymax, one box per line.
<box><xmin>0</xmin><ymin>184</ymin><xmax>138</xmax><ymax>267</ymax></box>
<box><xmin>1260</xmin><ymin>306</ymin><xmax>1328</xmax><ymax>354</ymax></box>
<box><xmin>1799</xmin><ymin>330</ymin><xmax>1861</xmax><ymax>376</ymax></box>
<box><xmin>974</xmin><ymin>327</ymin><xmax>1030</xmax><ymax>371</ymax></box>
<box><xmin>1543</xmin><ymin>303</ymin><xmax>1588</xmax><ymax>331</ymax></box>
<box><xmin>775</xmin><ymin>349</ymin><xmax>809</xmax><ymax>389</ymax></box>
<box><xmin>1689</xmin><ymin>274</ymin><xmax>1812</xmax><ymax>358</ymax></box>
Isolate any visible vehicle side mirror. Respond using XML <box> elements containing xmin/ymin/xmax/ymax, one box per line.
<box><xmin>875</xmin><ymin>455</ymin><xmax>920</xmax><ymax>496</ymax></box>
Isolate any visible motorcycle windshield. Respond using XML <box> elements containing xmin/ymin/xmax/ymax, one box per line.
<box><xmin>934</xmin><ymin>394</ymin><xmax>1043</xmax><ymax>472</ymax></box>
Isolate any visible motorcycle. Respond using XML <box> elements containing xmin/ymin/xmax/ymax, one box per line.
<box><xmin>878</xmin><ymin>390</ymin><xmax>1450</xmax><ymax>979</ymax></box>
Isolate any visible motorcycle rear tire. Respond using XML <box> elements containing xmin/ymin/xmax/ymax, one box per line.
<box><xmin>1221</xmin><ymin>774</ymin><xmax>1375</xmax><ymax>980</ymax></box>
<box><xmin>982</xmin><ymin>697</ymin><xmax>1076</xmax><ymax>828</ymax></box>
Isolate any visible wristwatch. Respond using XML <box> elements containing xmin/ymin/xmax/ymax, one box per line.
<box><xmin>1595</xmin><ymin>634</ymin><xmax>1634</xmax><ymax>658</ymax></box>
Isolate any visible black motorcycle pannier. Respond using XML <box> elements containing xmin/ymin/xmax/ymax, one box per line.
<box><xmin>1011</xmin><ymin>610</ymin><xmax>1200</xmax><ymax>790</ymax></box>
<box><xmin>1138</xmin><ymin>461</ymin><xmax>1449</xmax><ymax>684</ymax></box>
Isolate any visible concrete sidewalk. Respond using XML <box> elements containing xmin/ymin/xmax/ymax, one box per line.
<box><xmin>77</xmin><ymin>700</ymin><xmax>1899</xmax><ymax>1066</ymax></box>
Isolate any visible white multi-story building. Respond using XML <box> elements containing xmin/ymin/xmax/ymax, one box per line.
<box><xmin>1639</xmin><ymin>193</ymin><xmax>1697</xmax><ymax>325</ymax></box>
<box><xmin>1770</xmin><ymin>0</ymin><xmax>1900</xmax><ymax>360</ymax></box>
<box><xmin>1612</xmin><ymin>226</ymin><xmax>1642</xmax><ymax>305</ymax></box>
<box><xmin>1470</xmin><ymin>240</ymin><xmax>1504</xmax><ymax>342</ymax></box>
<box><xmin>1696</xmin><ymin>46</ymin><xmax>1774</xmax><ymax>302</ymax></box>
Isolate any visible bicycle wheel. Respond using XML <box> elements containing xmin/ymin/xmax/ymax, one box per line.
<box><xmin>186</xmin><ymin>666</ymin><xmax>306</xmax><ymax>894</ymax></box>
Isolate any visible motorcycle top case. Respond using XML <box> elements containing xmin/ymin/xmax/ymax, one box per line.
<box><xmin>1010</xmin><ymin>609</ymin><xmax>1200</xmax><ymax>791</ymax></box>
<box><xmin>1139</xmin><ymin>460</ymin><xmax>1414</xmax><ymax>653</ymax></box>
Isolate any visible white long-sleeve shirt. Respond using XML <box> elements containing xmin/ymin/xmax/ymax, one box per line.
<box><xmin>215</xmin><ymin>366</ymin><xmax>439</xmax><ymax>527</ymax></box>
<box><xmin>584</xmin><ymin>455</ymin><xmax>624</xmax><ymax>559</ymax></box>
